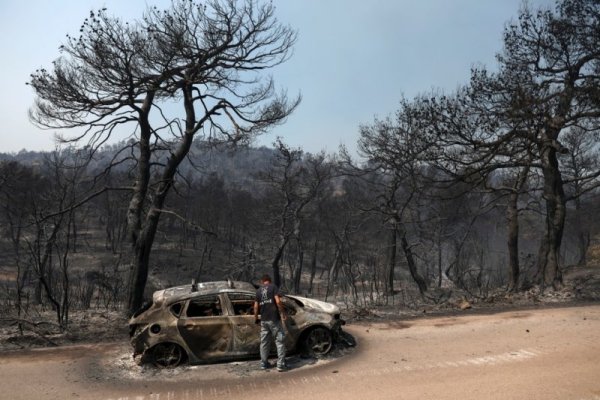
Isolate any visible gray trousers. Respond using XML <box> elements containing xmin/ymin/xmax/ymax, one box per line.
<box><xmin>260</xmin><ymin>320</ymin><xmax>286</xmax><ymax>367</ymax></box>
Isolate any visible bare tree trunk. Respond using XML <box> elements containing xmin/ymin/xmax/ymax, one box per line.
<box><xmin>308</xmin><ymin>239</ymin><xmax>318</xmax><ymax>295</ymax></box>
<box><xmin>573</xmin><ymin>197</ymin><xmax>590</xmax><ymax>266</ymax></box>
<box><xmin>506</xmin><ymin>165</ymin><xmax>529</xmax><ymax>292</ymax></box>
<box><xmin>399</xmin><ymin>230</ymin><xmax>427</xmax><ymax>295</ymax></box>
<box><xmin>59</xmin><ymin>211</ymin><xmax>74</xmax><ymax>330</ymax></box>
<box><xmin>385</xmin><ymin>227</ymin><xmax>397</xmax><ymax>295</ymax></box>
<box><xmin>12</xmin><ymin>226</ymin><xmax>25</xmax><ymax>335</ymax></box>
<box><xmin>195</xmin><ymin>241</ymin><xmax>209</xmax><ymax>282</ymax></box>
<box><xmin>576</xmin><ymin>229</ymin><xmax>590</xmax><ymax>266</ymax></box>
<box><xmin>437</xmin><ymin>229</ymin><xmax>442</xmax><ymax>288</ymax></box>
<box><xmin>71</xmin><ymin>210</ymin><xmax>78</xmax><ymax>253</ymax></box>
<box><xmin>126</xmin><ymin>99</ymin><xmax>153</xmax><ymax>314</ymax></box>
<box><xmin>271</xmin><ymin>235</ymin><xmax>289</xmax><ymax>289</ymax></box>
<box><xmin>325</xmin><ymin>245</ymin><xmax>342</xmax><ymax>301</ymax></box>
<box><xmin>128</xmin><ymin>226</ymin><xmax>154</xmax><ymax>314</ymax></box>
<box><xmin>536</xmin><ymin>143</ymin><xmax>566</xmax><ymax>290</ymax></box>
<box><xmin>292</xmin><ymin>238</ymin><xmax>304</xmax><ymax>294</ymax></box>
<box><xmin>506</xmin><ymin>190</ymin><xmax>520</xmax><ymax>292</ymax></box>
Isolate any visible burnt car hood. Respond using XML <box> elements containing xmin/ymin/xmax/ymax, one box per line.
<box><xmin>286</xmin><ymin>295</ymin><xmax>340</xmax><ymax>314</ymax></box>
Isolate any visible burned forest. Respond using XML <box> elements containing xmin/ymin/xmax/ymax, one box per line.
<box><xmin>1</xmin><ymin>0</ymin><xmax>600</xmax><ymax>347</ymax></box>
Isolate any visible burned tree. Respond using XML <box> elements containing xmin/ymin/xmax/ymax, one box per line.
<box><xmin>0</xmin><ymin>161</ymin><xmax>47</xmax><ymax>332</ymax></box>
<box><xmin>354</xmin><ymin>109</ymin><xmax>433</xmax><ymax>295</ymax></box>
<box><xmin>442</xmin><ymin>0</ymin><xmax>600</xmax><ymax>289</ymax></box>
<box><xmin>261</xmin><ymin>139</ymin><xmax>331</xmax><ymax>289</ymax></box>
<box><xmin>560</xmin><ymin>128</ymin><xmax>600</xmax><ymax>266</ymax></box>
<box><xmin>28</xmin><ymin>0</ymin><xmax>299</xmax><ymax>313</ymax></box>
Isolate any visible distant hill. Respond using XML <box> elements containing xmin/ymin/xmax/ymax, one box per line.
<box><xmin>0</xmin><ymin>140</ymin><xmax>280</xmax><ymax>191</ymax></box>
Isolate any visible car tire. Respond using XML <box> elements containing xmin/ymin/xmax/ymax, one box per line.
<box><xmin>151</xmin><ymin>342</ymin><xmax>184</xmax><ymax>368</ymax></box>
<box><xmin>301</xmin><ymin>326</ymin><xmax>333</xmax><ymax>357</ymax></box>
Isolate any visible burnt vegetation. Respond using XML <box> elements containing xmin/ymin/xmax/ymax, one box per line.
<box><xmin>1</xmin><ymin>0</ymin><xmax>600</xmax><ymax>346</ymax></box>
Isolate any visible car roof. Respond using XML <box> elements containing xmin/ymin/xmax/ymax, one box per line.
<box><xmin>153</xmin><ymin>280</ymin><xmax>256</xmax><ymax>306</ymax></box>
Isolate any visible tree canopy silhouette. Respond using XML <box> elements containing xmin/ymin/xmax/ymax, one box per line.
<box><xmin>28</xmin><ymin>0</ymin><xmax>300</xmax><ymax>313</ymax></box>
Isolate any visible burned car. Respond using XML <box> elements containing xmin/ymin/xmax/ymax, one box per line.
<box><xmin>129</xmin><ymin>280</ymin><xmax>347</xmax><ymax>367</ymax></box>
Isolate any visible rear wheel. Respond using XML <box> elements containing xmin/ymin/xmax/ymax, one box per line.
<box><xmin>151</xmin><ymin>343</ymin><xmax>184</xmax><ymax>368</ymax></box>
<box><xmin>302</xmin><ymin>327</ymin><xmax>333</xmax><ymax>357</ymax></box>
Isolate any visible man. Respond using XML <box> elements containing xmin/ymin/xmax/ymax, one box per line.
<box><xmin>254</xmin><ymin>274</ymin><xmax>288</xmax><ymax>371</ymax></box>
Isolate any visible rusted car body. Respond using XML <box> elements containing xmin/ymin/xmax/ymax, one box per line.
<box><xmin>129</xmin><ymin>280</ymin><xmax>346</xmax><ymax>367</ymax></box>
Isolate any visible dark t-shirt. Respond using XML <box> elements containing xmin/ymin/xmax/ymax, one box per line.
<box><xmin>256</xmin><ymin>283</ymin><xmax>281</xmax><ymax>322</ymax></box>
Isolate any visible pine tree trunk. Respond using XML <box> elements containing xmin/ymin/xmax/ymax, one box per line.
<box><xmin>385</xmin><ymin>227</ymin><xmax>397</xmax><ymax>294</ymax></box>
<box><xmin>507</xmin><ymin>190</ymin><xmax>520</xmax><ymax>292</ymax></box>
<box><xmin>400</xmin><ymin>230</ymin><xmax>427</xmax><ymax>294</ymax></box>
<box><xmin>536</xmin><ymin>141</ymin><xmax>566</xmax><ymax>290</ymax></box>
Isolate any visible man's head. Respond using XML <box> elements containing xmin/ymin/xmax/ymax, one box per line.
<box><xmin>261</xmin><ymin>274</ymin><xmax>272</xmax><ymax>284</ymax></box>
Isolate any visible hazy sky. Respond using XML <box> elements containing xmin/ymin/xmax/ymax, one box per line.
<box><xmin>0</xmin><ymin>0</ymin><xmax>554</xmax><ymax>155</ymax></box>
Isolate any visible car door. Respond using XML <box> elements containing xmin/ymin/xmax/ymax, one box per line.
<box><xmin>226</xmin><ymin>292</ymin><xmax>261</xmax><ymax>355</ymax></box>
<box><xmin>177</xmin><ymin>294</ymin><xmax>233</xmax><ymax>360</ymax></box>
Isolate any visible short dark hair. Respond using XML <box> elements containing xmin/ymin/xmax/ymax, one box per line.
<box><xmin>261</xmin><ymin>274</ymin><xmax>272</xmax><ymax>283</ymax></box>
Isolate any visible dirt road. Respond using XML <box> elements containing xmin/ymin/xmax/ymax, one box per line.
<box><xmin>1</xmin><ymin>305</ymin><xmax>599</xmax><ymax>400</ymax></box>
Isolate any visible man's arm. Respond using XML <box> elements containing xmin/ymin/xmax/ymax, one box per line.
<box><xmin>274</xmin><ymin>295</ymin><xmax>287</xmax><ymax>320</ymax></box>
<box><xmin>253</xmin><ymin>301</ymin><xmax>260</xmax><ymax>324</ymax></box>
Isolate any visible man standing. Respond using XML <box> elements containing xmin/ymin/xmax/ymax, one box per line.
<box><xmin>254</xmin><ymin>274</ymin><xmax>288</xmax><ymax>371</ymax></box>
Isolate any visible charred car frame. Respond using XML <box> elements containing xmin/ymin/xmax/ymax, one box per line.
<box><xmin>129</xmin><ymin>280</ymin><xmax>347</xmax><ymax>367</ymax></box>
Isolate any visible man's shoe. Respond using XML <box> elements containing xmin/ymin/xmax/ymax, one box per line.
<box><xmin>277</xmin><ymin>365</ymin><xmax>289</xmax><ymax>372</ymax></box>
<box><xmin>261</xmin><ymin>362</ymin><xmax>273</xmax><ymax>370</ymax></box>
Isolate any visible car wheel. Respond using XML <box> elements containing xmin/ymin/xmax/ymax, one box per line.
<box><xmin>302</xmin><ymin>327</ymin><xmax>333</xmax><ymax>357</ymax></box>
<box><xmin>151</xmin><ymin>343</ymin><xmax>183</xmax><ymax>368</ymax></box>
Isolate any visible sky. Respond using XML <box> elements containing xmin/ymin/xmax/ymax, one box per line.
<box><xmin>0</xmin><ymin>0</ymin><xmax>555</xmax><ymax>156</ymax></box>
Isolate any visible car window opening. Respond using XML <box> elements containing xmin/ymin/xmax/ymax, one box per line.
<box><xmin>232</xmin><ymin>300</ymin><xmax>254</xmax><ymax>315</ymax></box>
<box><xmin>187</xmin><ymin>297</ymin><xmax>222</xmax><ymax>317</ymax></box>
<box><xmin>228</xmin><ymin>293</ymin><xmax>255</xmax><ymax>316</ymax></box>
<box><xmin>170</xmin><ymin>302</ymin><xmax>183</xmax><ymax>317</ymax></box>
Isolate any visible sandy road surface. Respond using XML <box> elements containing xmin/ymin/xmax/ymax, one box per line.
<box><xmin>0</xmin><ymin>305</ymin><xmax>599</xmax><ymax>400</ymax></box>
